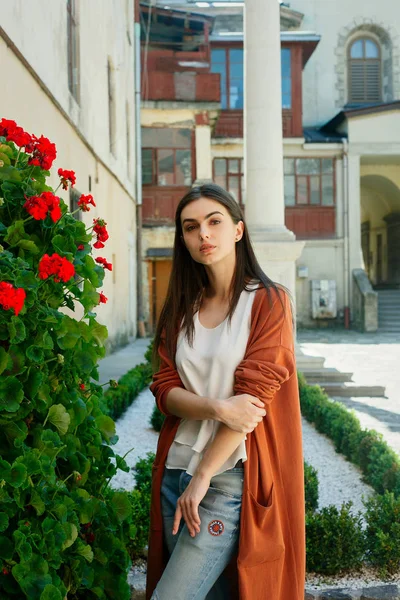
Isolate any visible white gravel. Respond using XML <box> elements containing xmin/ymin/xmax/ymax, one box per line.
<box><xmin>109</xmin><ymin>387</ymin><xmax>159</xmax><ymax>491</ymax></box>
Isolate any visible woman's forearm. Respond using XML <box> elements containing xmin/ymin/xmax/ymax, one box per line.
<box><xmin>166</xmin><ymin>387</ymin><xmax>227</xmax><ymax>421</ymax></box>
<box><xmin>194</xmin><ymin>422</ymin><xmax>246</xmax><ymax>479</ymax></box>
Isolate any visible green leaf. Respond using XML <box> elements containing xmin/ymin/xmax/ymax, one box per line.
<box><xmin>94</xmin><ymin>414</ymin><xmax>115</xmax><ymax>442</ymax></box>
<box><xmin>61</xmin><ymin>522</ymin><xmax>78</xmax><ymax>550</ymax></box>
<box><xmin>46</xmin><ymin>404</ymin><xmax>70</xmax><ymax>436</ymax></box>
<box><xmin>111</xmin><ymin>491</ymin><xmax>132</xmax><ymax>523</ymax></box>
<box><xmin>16</xmin><ymin>239</ymin><xmax>40</xmax><ymax>253</ymax></box>
<box><xmin>8</xmin><ymin>316</ymin><xmax>26</xmax><ymax>344</ymax></box>
<box><xmin>26</xmin><ymin>344</ymin><xmax>45</xmax><ymax>363</ymax></box>
<box><xmin>89</xmin><ymin>322</ymin><xmax>108</xmax><ymax>348</ymax></box>
<box><xmin>75</xmin><ymin>539</ymin><xmax>94</xmax><ymax>562</ymax></box>
<box><xmin>7</xmin><ymin>462</ymin><xmax>27</xmax><ymax>488</ymax></box>
<box><xmin>30</xmin><ymin>489</ymin><xmax>46</xmax><ymax>516</ymax></box>
<box><xmin>0</xmin><ymin>346</ymin><xmax>11</xmax><ymax>375</ymax></box>
<box><xmin>40</xmin><ymin>584</ymin><xmax>62</xmax><ymax>600</ymax></box>
<box><xmin>0</xmin><ymin>376</ymin><xmax>24</xmax><ymax>412</ymax></box>
<box><xmin>0</xmin><ymin>512</ymin><xmax>9</xmax><ymax>532</ymax></box>
<box><xmin>4</xmin><ymin>219</ymin><xmax>26</xmax><ymax>245</ymax></box>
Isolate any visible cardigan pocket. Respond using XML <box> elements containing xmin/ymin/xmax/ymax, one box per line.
<box><xmin>238</xmin><ymin>482</ymin><xmax>285</xmax><ymax>566</ymax></box>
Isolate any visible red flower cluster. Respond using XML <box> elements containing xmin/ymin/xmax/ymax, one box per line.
<box><xmin>99</xmin><ymin>291</ymin><xmax>108</xmax><ymax>304</ymax></box>
<box><xmin>58</xmin><ymin>168</ymin><xmax>76</xmax><ymax>190</ymax></box>
<box><xmin>26</xmin><ymin>134</ymin><xmax>57</xmax><ymax>170</ymax></box>
<box><xmin>0</xmin><ymin>118</ymin><xmax>32</xmax><ymax>147</ymax></box>
<box><xmin>95</xmin><ymin>257</ymin><xmax>112</xmax><ymax>271</ymax></box>
<box><xmin>38</xmin><ymin>253</ymin><xmax>75</xmax><ymax>283</ymax></box>
<box><xmin>23</xmin><ymin>191</ymin><xmax>61</xmax><ymax>223</ymax></box>
<box><xmin>0</xmin><ymin>281</ymin><xmax>26</xmax><ymax>317</ymax></box>
<box><xmin>78</xmin><ymin>194</ymin><xmax>96</xmax><ymax>212</ymax></box>
<box><xmin>92</xmin><ymin>218</ymin><xmax>109</xmax><ymax>249</ymax></box>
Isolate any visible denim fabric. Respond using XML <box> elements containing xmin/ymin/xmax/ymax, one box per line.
<box><xmin>151</xmin><ymin>465</ymin><xmax>244</xmax><ymax>600</ymax></box>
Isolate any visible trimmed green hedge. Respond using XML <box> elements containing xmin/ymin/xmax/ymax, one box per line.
<box><xmin>102</xmin><ymin>361</ymin><xmax>152</xmax><ymax>421</ymax></box>
<box><xmin>298</xmin><ymin>372</ymin><xmax>400</xmax><ymax>497</ymax></box>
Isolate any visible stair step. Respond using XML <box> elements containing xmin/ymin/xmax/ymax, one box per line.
<box><xmin>302</xmin><ymin>368</ymin><xmax>353</xmax><ymax>383</ymax></box>
<box><xmin>310</xmin><ymin>382</ymin><xmax>386</xmax><ymax>397</ymax></box>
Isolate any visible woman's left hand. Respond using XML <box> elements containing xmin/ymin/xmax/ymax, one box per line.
<box><xmin>172</xmin><ymin>472</ymin><xmax>211</xmax><ymax>538</ymax></box>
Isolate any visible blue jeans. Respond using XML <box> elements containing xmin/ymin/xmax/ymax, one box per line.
<box><xmin>151</xmin><ymin>464</ymin><xmax>244</xmax><ymax>600</ymax></box>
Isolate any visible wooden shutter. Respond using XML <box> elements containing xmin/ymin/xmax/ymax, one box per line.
<box><xmin>349</xmin><ymin>39</ymin><xmax>382</xmax><ymax>103</ymax></box>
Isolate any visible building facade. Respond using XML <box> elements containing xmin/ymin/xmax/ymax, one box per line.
<box><xmin>0</xmin><ymin>0</ymin><xmax>137</xmax><ymax>350</ymax></box>
<box><xmin>140</xmin><ymin>0</ymin><xmax>400</xmax><ymax>331</ymax></box>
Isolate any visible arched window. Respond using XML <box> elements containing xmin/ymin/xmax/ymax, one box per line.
<box><xmin>348</xmin><ymin>38</ymin><xmax>382</xmax><ymax>103</ymax></box>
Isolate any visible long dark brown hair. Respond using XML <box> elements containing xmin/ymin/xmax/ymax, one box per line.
<box><xmin>151</xmin><ymin>183</ymin><xmax>294</xmax><ymax>370</ymax></box>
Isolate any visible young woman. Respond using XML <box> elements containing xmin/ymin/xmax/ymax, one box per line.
<box><xmin>146</xmin><ymin>184</ymin><xmax>305</xmax><ymax>600</ymax></box>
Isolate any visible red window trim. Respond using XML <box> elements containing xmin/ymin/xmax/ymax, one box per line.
<box><xmin>284</xmin><ymin>157</ymin><xmax>336</xmax><ymax>207</ymax></box>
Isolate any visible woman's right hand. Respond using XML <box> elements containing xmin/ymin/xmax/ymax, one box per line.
<box><xmin>218</xmin><ymin>394</ymin><xmax>267</xmax><ymax>433</ymax></box>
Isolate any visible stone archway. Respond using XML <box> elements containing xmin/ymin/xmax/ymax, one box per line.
<box><xmin>335</xmin><ymin>20</ymin><xmax>400</xmax><ymax>108</ymax></box>
<box><xmin>361</xmin><ymin>174</ymin><xmax>400</xmax><ymax>285</ymax></box>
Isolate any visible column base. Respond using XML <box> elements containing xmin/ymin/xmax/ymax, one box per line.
<box><xmin>249</xmin><ymin>230</ymin><xmax>305</xmax><ymax>314</ymax></box>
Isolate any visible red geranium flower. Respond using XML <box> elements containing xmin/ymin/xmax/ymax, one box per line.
<box><xmin>38</xmin><ymin>253</ymin><xmax>75</xmax><ymax>283</ymax></box>
<box><xmin>26</xmin><ymin>134</ymin><xmax>57</xmax><ymax>170</ymax></box>
<box><xmin>92</xmin><ymin>218</ymin><xmax>109</xmax><ymax>249</ymax></box>
<box><xmin>95</xmin><ymin>257</ymin><xmax>112</xmax><ymax>271</ymax></box>
<box><xmin>0</xmin><ymin>118</ymin><xmax>32</xmax><ymax>148</ymax></box>
<box><xmin>99</xmin><ymin>291</ymin><xmax>108</xmax><ymax>304</ymax></box>
<box><xmin>23</xmin><ymin>192</ymin><xmax>61</xmax><ymax>223</ymax></box>
<box><xmin>0</xmin><ymin>281</ymin><xmax>26</xmax><ymax>317</ymax></box>
<box><xmin>58</xmin><ymin>168</ymin><xmax>76</xmax><ymax>190</ymax></box>
<box><xmin>77</xmin><ymin>244</ymin><xmax>85</xmax><ymax>251</ymax></box>
<box><xmin>78</xmin><ymin>194</ymin><xmax>96</xmax><ymax>212</ymax></box>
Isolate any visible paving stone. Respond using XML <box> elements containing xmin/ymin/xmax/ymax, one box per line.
<box><xmin>361</xmin><ymin>584</ymin><xmax>400</xmax><ymax>599</ymax></box>
<box><xmin>320</xmin><ymin>589</ymin><xmax>354</xmax><ymax>599</ymax></box>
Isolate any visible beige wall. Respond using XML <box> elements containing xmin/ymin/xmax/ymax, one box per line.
<box><xmin>0</xmin><ymin>6</ymin><xmax>137</xmax><ymax>350</ymax></box>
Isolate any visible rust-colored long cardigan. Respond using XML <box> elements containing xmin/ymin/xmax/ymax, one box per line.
<box><xmin>146</xmin><ymin>285</ymin><xmax>305</xmax><ymax>600</ymax></box>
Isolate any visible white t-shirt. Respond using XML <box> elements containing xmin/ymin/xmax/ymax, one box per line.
<box><xmin>165</xmin><ymin>281</ymin><xmax>259</xmax><ymax>476</ymax></box>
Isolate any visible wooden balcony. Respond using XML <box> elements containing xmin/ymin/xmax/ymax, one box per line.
<box><xmin>285</xmin><ymin>206</ymin><xmax>336</xmax><ymax>239</ymax></box>
<box><xmin>142</xmin><ymin>186</ymin><xmax>191</xmax><ymax>225</ymax></box>
<box><xmin>142</xmin><ymin>71</ymin><xmax>220</xmax><ymax>103</ymax></box>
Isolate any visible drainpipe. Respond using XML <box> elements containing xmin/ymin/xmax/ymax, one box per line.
<box><xmin>342</xmin><ymin>138</ymin><xmax>350</xmax><ymax>329</ymax></box>
<box><xmin>135</xmin><ymin>1</ymin><xmax>146</xmax><ymax>338</ymax></box>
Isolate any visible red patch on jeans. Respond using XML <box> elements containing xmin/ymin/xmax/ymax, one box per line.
<box><xmin>208</xmin><ymin>519</ymin><xmax>224</xmax><ymax>536</ymax></box>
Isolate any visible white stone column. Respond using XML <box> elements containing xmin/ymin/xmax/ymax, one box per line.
<box><xmin>244</xmin><ymin>0</ymin><xmax>304</xmax><ymax>299</ymax></box>
<box><xmin>194</xmin><ymin>112</ymin><xmax>212</xmax><ymax>184</ymax></box>
<box><xmin>244</xmin><ymin>0</ymin><xmax>292</xmax><ymax>240</ymax></box>
<box><xmin>347</xmin><ymin>153</ymin><xmax>364</xmax><ymax>301</ymax></box>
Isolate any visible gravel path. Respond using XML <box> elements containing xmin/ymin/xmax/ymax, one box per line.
<box><xmin>110</xmin><ymin>387</ymin><xmax>375</xmax><ymax>522</ymax></box>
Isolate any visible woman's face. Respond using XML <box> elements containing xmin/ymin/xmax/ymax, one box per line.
<box><xmin>180</xmin><ymin>197</ymin><xmax>243</xmax><ymax>266</ymax></box>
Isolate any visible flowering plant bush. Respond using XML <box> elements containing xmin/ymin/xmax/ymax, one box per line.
<box><xmin>0</xmin><ymin>119</ymin><xmax>133</xmax><ymax>599</ymax></box>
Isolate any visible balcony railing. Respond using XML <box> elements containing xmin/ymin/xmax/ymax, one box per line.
<box><xmin>142</xmin><ymin>71</ymin><xmax>220</xmax><ymax>103</ymax></box>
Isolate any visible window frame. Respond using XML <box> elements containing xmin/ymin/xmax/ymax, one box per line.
<box><xmin>283</xmin><ymin>157</ymin><xmax>336</xmax><ymax>207</ymax></box>
<box><xmin>67</xmin><ymin>0</ymin><xmax>80</xmax><ymax>103</ymax></box>
<box><xmin>212</xmin><ymin>157</ymin><xmax>244</xmax><ymax>206</ymax></box>
<box><xmin>211</xmin><ymin>46</ymin><xmax>244</xmax><ymax>110</ymax></box>
<box><xmin>347</xmin><ymin>36</ymin><xmax>382</xmax><ymax>104</ymax></box>
<box><xmin>142</xmin><ymin>147</ymin><xmax>193</xmax><ymax>186</ymax></box>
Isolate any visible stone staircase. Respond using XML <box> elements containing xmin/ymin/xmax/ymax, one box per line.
<box><xmin>377</xmin><ymin>288</ymin><xmax>400</xmax><ymax>334</ymax></box>
<box><xmin>295</xmin><ymin>348</ymin><xmax>386</xmax><ymax>397</ymax></box>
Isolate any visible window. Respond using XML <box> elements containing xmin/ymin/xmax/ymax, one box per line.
<box><xmin>67</xmin><ymin>0</ymin><xmax>80</xmax><ymax>102</ymax></box>
<box><xmin>211</xmin><ymin>48</ymin><xmax>243</xmax><ymax>109</ymax></box>
<box><xmin>142</xmin><ymin>128</ymin><xmax>192</xmax><ymax>186</ymax></box>
<box><xmin>108</xmin><ymin>58</ymin><xmax>117</xmax><ymax>157</ymax></box>
<box><xmin>213</xmin><ymin>158</ymin><xmax>244</xmax><ymax>205</ymax></box>
<box><xmin>284</xmin><ymin>158</ymin><xmax>335</xmax><ymax>206</ymax></box>
<box><xmin>281</xmin><ymin>48</ymin><xmax>291</xmax><ymax>109</ymax></box>
<box><xmin>211</xmin><ymin>47</ymin><xmax>291</xmax><ymax>110</ymax></box>
<box><xmin>348</xmin><ymin>38</ymin><xmax>381</xmax><ymax>103</ymax></box>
